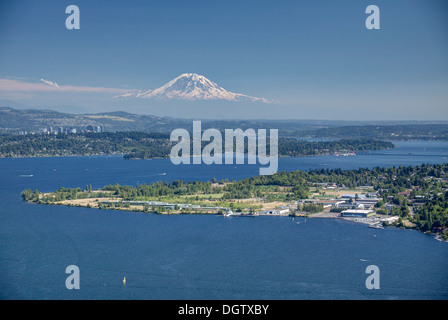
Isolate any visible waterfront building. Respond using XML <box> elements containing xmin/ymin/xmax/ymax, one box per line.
<box><xmin>340</xmin><ymin>209</ymin><xmax>376</xmax><ymax>218</ymax></box>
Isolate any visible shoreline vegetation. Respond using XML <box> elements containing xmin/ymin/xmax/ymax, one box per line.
<box><xmin>0</xmin><ymin>131</ymin><xmax>395</xmax><ymax>159</ymax></box>
<box><xmin>23</xmin><ymin>163</ymin><xmax>448</xmax><ymax>241</ymax></box>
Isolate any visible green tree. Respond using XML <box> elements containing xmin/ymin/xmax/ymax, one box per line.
<box><xmin>32</xmin><ymin>190</ymin><xmax>40</xmax><ymax>202</ymax></box>
<box><xmin>21</xmin><ymin>189</ymin><xmax>33</xmax><ymax>202</ymax></box>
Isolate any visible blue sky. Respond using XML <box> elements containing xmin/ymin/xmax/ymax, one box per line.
<box><xmin>0</xmin><ymin>0</ymin><xmax>447</xmax><ymax>120</ymax></box>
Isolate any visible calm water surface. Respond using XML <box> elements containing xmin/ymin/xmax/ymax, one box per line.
<box><xmin>0</xmin><ymin>141</ymin><xmax>447</xmax><ymax>299</ymax></box>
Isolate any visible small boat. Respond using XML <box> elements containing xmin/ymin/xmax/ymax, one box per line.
<box><xmin>223</xmin><ymin>210</ymin><xmax>234</xmax><ymax>217</ymax></box>
<box><xmin>368</xmin><ymin>224</ymin><xmax>384</xmax><ymax>229</ymax></box>
<box><xmin>159</xmin><ymin>173</ymin><xmax>167</xmax><ymax>176</ymax></box>
<box><xmin>123</xmin><ymin>277</ymin><xmax>126</xmax><ymax>286</ymax></box>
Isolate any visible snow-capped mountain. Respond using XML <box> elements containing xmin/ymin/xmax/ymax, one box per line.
<box><xmin>117</xmin><ymin>73</ymin><xmax>269</xmax><ymax>103</ymax></box>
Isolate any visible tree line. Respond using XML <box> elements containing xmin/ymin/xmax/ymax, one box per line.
<box><xmin>304</xmin><ymin>124</ymin><xmax>448</xmax><ymax>141</ymax></box>
<box><xmin>23</xmin><ymin>163</ymin><xmax>448</xmax><ymax>234</ymax></box>
<box><xmin>0</xmin><ymin>131</ymin><xmax>394</xmax><ymax>159</ymax></box>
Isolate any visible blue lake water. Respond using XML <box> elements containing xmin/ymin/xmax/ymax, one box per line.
<box><xmin>0</xmin><ymin>141</ymin><xmax>447</xmax><ymax>299</ymax></box>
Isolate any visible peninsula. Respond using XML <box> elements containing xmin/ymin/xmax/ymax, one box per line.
<box><xmin>23</xmin><ymin>163</ymin><xmax>448</xmax><ymax>240</ymax></box>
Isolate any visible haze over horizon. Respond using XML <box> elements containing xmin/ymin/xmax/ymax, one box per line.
<box><xmin>0</xmin><ymin>0</ymin><xmax>447</xmax><ymax>121</ymax></box>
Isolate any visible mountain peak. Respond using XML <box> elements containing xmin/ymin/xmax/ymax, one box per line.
<box><xmin>177</xmin><ymin>73</ymin><xmax>202</xmax><ymax>79</ymax></box>
<box><xmin>116</xmin><ymin>73</ymin><xmax>269</xmax><ymax>103</ymax></box>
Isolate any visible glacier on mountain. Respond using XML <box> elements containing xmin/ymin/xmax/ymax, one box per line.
<box><xmin>115</xmin><ymin>73</ymin><xmax>269</xmax><ymax>103</ymax></box>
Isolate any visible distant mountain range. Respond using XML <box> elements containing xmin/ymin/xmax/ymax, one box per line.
<box><xmin>1</xmin><ymin>106</ymin><xmax>447</xmax><ymax>140</ymax></box>
<box><xmin>0</xmin><ymin>106</ymin><xmax>360</xmax><ymax>135</ymax></box>
<box><xmin>0</xmin><ymin>106</ymin><xmax>333</xmax><ymax>135</ymax></box>
<box><xmin>115</xmin><ymin>73</ymin><xmax>270</xmax><ymax>103</ymax></box>
<box><xmin>0</xmin><ymin>107</ymin><xmax>174</xmax><ymax>133</ymax></box>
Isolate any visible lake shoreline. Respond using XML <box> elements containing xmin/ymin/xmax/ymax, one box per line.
<box><xmin>24</xmin><ymin>195</ymin><xmax>448</xmax><ymax>242</ymax></box>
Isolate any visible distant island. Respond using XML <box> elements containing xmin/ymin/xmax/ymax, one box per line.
<box><xmin>23</xmin><ymin>163</ymin><xmax>448</xmax><ymax>241</ymax></box>
<box><xmin>0</xmin><ymin>131</ymin><xmax>395</xmax><ymax>159</ymax></box>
